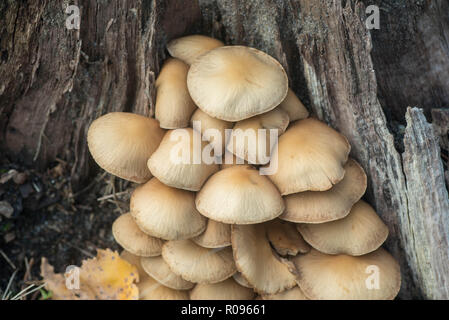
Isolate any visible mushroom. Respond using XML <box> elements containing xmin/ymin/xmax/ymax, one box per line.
<box><xmin>266</xmin><ymin>219</ymin><xmax>310</xmax><ymax>256</ymax></box>
<box><xmin>167</xmin><ymin>35</ymin><xmax>224</xmax><ymax>65</ymax></box>
<box><xmin>155</xmin><ymin>58</ymin><xmax>197</xmax><ymax>129</ymax></box>
<box><xmin>140</xmin><ymin>256</ymin><xmax>194</xmax><ymax>290</ymax></box>
<box><xmin>261</xmin><ymin>286</ymin><xmax>308</xmax><ymax>300</ymax></box>
<box><xmin>292</xmin><ymin>248</ymin><xmax>401</xmax><ymax>300</ymax></box>
<box><xmin>296</xmin><ymin>200</ymin><xmax>389</xmax><ymax>256</ymax></box>
<box><xmin>266</xmin><ymin>118</ymin><xmax>351</xmax><ymax>195</ymax></box>
<box><xmin>277</xmin><ymin>88</ymin><xmax>309</xmax><ymax>121</ymax></box>
<box><xmin>281</xmin><ymin>158</ymin><xmax>367</xmax><ymax>223</ymax></box>
<box><xmin>192</xmin><ymin>219</ymin><xmax>232</xmax><ymax>249</ymax></box>
<box><xmin>196</xmin><ymin>165</ymin><xmax>285</xmax><ymax>224</ymax></box>
<box><xmin>120</xmin><ymin>250</ymin><xmax>147</xmax><ymax>278</ymax></box>
<box><xmin>147</xmin><ymin>128</ymin><xmax>220</xmax><ymax>191</ymax></box>
<box><xmin>138</xmin><ymin>276</ymin><xmax>190</xmax><ymax>300</ymax></box>
<box><xmin>87</xmin><ymin>112</ymin><xmax>165</xmax><ymax>183</ymax></box>
<box><xmin>187</xmin><ymin>46</ymin><xmax>288</xmax><ymax>121</ymax></box>
<box><xmin>190</xmin><ymin>278</ymin><xmax>254</xmax><ymax>300</ymax></box>
<box><xmin>231</xmin><ymin>224</ymin><xmax>297</xmax><ymax>295</ymax></box>
<box><xmin>130</xmin><ymin>178</ymin><xmax>206</xmax><ymax>240</ymax></box>
<box><xmin>220</xmin><ymin>148</ymin><xmax>248</xmax><ymax>169</ymax></box>
<box><xmin>190</xmin><ymin>108</ymin><xmax>233</xmax><ymax>156</ymax></box>
<box><xmin>162</xmin><ymin>240</ymin><xmax>237</xmax><ymax>284</ymax></box>
<box><xmin>112</xmin><ymin>213</ymin><xmax>164</xmax><ymax>257</ymax></box>
<box><xmin>227</xmin><ymin>108</ymin><xmax>290</xmax><ymax>165</ymax></box>
<box><xmin>232</xmin><ymin>272</ymin><xmax>252</xmax><ymax>289</ymax></box>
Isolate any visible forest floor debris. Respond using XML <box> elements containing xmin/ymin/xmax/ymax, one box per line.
<box><xmin>0</xmin><ymin>155</ymin><xmax>134</xmax><ymax>299</ymax></box>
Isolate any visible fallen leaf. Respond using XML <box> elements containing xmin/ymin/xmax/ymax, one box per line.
<box><xmin>41</xmin><ymin>249</ymin><xmax>139</xmax><ymax>300</ymax></box>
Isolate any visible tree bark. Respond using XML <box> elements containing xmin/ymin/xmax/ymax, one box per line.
<box><xmin>1</xmin><ymin>0</ymin><xmax>448</xmax><ymax>299</ymax></box>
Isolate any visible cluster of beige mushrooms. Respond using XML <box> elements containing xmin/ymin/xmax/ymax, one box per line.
<box><xmin>87</xmin><ymin>35</ymin><xmax>401</xmax><ymax>300</ymax></box>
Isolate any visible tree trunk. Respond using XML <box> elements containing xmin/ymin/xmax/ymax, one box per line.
<box><xmin>0</xmin><ymin>0</ymin><xmax>448</xmax><ymax>299</ymax></box>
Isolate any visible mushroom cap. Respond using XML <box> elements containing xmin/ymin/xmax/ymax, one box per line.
<box><xmin>120</xmin><ymin>250</ymin><xmax>146</xmax><ymax>278</ymax></box>
<box><xmin>191</xmin><ymin>108</ymin><xmax>233</xmax><ymax>156</ymax></box>
<box><xmin>140</xmin><ymin>256</ymin><xmax>194</xmax><ymax>290</ymax></box>
<box><xmin>167</xmin><ymin>35</ymin><xmax>224</xmax><ymax>65</ymax></box>
<box><xmin>231</xmin><ymin>224</ymin><xmax>297</xmax><ymax>295</ymax></box>
<box><xmin>112</xmin><ymin>213</ymin><xmax>164</xmax><ymax>257</ymax></box>
<box><xmin>162</xmin><ymin>240</ymin><xmax>237</xmax><ymax>284</ymax></box>
<box><xmin>261</xmin><ymin>286</ymin><xmax>308</xmax><ymax>300</ymax></box>
<box><xmin>87</xmin><ymin>112</ymin><xmax>165</xmax><ymax>183</ymax></box>
<box><xmin>187</xmin><ymin>46</ymin><xmax>288</xmax><ymax>121</ymax></box>
<box><xmin>278</xmin><ymin>88</ymin><xmax>309</xmax><ymax>121</ymax></box>
<box><xmin>220</xmin><ymin>149</ymin><xmax>248</xmax><ymax>169</ymax></box>
<box><xmin>227</xmin><ymin>108</ymin><xmax>289</xmax><ymax>165</ymax></box>
<box><xmin>281</xmin><ymin>159</ymin><xmax>367</xmax><ymax>223</ymax></box>
<box><xmin>293</xmin><ymin>248</ymin><xmax>401</xmax><ymax>300</ymax></box>
<box><xmin>138</xmin><ymin>276</ymin><xmax>190</xmax><ymax>300</ymax></box>
<box><xmin>232</xmin><ymin>272</ymin><xmax>253</xmax><ymax>289</ymax></box>
<box><xmin>130</xmin><ymin>178</ymin><xmax>206</xmax><ymax>240</ymax></box>
<box><xmin>155</xmin><ymin>58</ymin><xmax>196</xmax><ymax>129</ymax></box>
<box><xmin>297</xmin><ymin>200</ymin><xmax>389</xmax><ymax>256</ymax></box>
<box><xmin>266</xmin><ymin>220</ymin><xmax>310</xmax><ymax>256</ymax></box>
<box><xmin>148</xmin><ymin>128</ymin><xmax>220</xmax><ymax>191</ymax></box>
<box><xmin>192</xmin><ymin>219</ymin><xmax>231</xmax><ymax>249</ymax></box>
<box><xmin>190</xmin><ymin>278</ymin><xmax>254</xmax><ymax>300</ymax></box>
<box><xmin>267</xmin><ymin>118</ymin><xmax>351</xmax><ymax>195</ymax></box>
<box><xmin>196</xmin><ymin>165</ymin><xmax>285</xmax><ymax>224</ymax></box>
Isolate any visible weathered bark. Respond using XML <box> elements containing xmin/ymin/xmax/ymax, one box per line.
<box><xmin>0</xmin><ymin>0</ymin><xmax>201</xmax><ymax>187</ymax></box>
<box><xmin>1</xmin><ymin>0</ymin><xmax>448</xmax><ymax>299</ymax></box>
<box><xmin>363</xmin><ymin>0</ymin><xmax>449</xmax><ymax>122</ymax></box>
<box><xmin>402</xmin><ymin>107</ymin><xmax>449</xmax><ymax>299</ymax></box>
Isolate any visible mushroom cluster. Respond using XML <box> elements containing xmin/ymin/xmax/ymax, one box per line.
<box><xmin>87</xmin><ymin>35</ymin><xmax>401</xmax><ymax>300</ymax></box>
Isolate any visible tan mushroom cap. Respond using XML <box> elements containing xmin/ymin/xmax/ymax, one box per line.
<box><xmin>220</xmin><ymin>149</ymin><xmax>248</xmax><ymax>169</ymax></box>
<box><xmin>196</xmin><ymin>165</ymin><xmax>285</xmax><ymax>224</ymax></box>
<box><xmin>261</xmin><ymin>286</ymin><xmax>308</xmax><ymax>300</ymax></box>
<box><xmin>297</xmin><ymin>200</ymin><xmax>389</xmax><ymax>256</ymax></box>
<box><xmin>293</xmin><ymin>248</ymin><xmax>401</xmax><ymax>300</ymax></box>
<box><xmin>148</xmin><ymin>128</ymin><xmax>220</xmax><ymax>191</ymax></box>
<box><xmin>141</xmin><ymin>256</ymin><xmax>194</xmax><ymax>290</ymax></box>
<box><xmin>232</xmin><ymin>224</ymin><xmax>297</xmax><ymax>295</ymax></box>
<box><xmin>130</xmin><ymin>178</ymin><xmax>206</xmax><ymax>240</ymax></box>
<box><xmin>227</xmin><ymin>108</ymin><xmax>289</xmax><ymax>165</ymax></box>
<box><xmin>120</xmin><ymin>250</ymin><xmax>146</xmax><ymax>278</ymax></box>
<box><xmin>112</xmin><ymin>213</ymin><xmax>164</xmax><ymax>257</ymax></box>
<box><xmin>267</xmin><ymin>118</ymin><xmax>351</xmax><ymax>195</ymax></box>
<box><xmin>162</xmin><ymin>240</ymin><xmax>237</xmax><ymax>284</ymax></box>
<box><xmin>155</xmin><ymin>58</ymin><xmax>196</xmax><ymax>129</ymax></box>
<box><xmin>87</xmin><ymin>112</ymin><xmax>165</xmax><ymax>183</ymax></box>
<box><xmin>167</xmin><ymin>35</ymin><xmax>224</xmax><ymax>65</ymax></box>
<box><xmin>281</xmin><ymin>159</ymin><xmax>367</xmax><ymax>223</ymax></box>
<box><xmin>192</xmin><ymin>219</ymin><xmax>231</xmax><ymax>249</ymax></box>
<box><xmin>187</xmin><ymin>46</ymin><xmax>288</xmax><ymax>121</ymax></box>
<box><xmin>138</xmin><ymin>276</ymin><xmax>189</xmax><ymax>300</ymax></box>
<box><xmin>191</xmin><ymin>108</ymin><xmax>233</xmax><ymax>156</ymax></box>
<box><xmin>278</xmin><ymin>88</ymin><xmax>309</xmax><ymax>121</ymax></box>
<box><xmin>266</xmin><ymin>220</ymin><xmax>310</xmax><ymax>256</ymax></box>
<box><xmin>232</xmin><ymin>272</ymin><xmax>252</xmax><ymax>289</ymax></box>
<box><xmin>190</xmin><ymin>278</ymin><xmax>254</xmax><ymax>300</ymax></box>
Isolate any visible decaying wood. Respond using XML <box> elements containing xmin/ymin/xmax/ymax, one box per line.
<box><xmin>402</xmin><ymin>107</ymin><xmax>449</xmax><ymax>299</ymax></box>
<box><xmin>364</xmin><ymin>0</ymin><xmax>449</xmax><ymax>121</ymax></box>
<box><xmin>1</xmin><ymin>0</ymin><xmax>448</xmax><ymax>299</ymax></box>
<box><xmin>0</xmin><ymin>0</ymin><xmax>201</xmax><ymax>187</ymax></box>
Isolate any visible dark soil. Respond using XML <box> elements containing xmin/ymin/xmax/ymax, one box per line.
<box><xmin>0</xmin><ymin>155</ymin><xmax>134</xmax><ymax>299</ymax></box>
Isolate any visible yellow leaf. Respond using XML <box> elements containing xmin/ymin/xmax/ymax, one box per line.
<box><xmin>40</xmin><ymin>249</ymin><xmax>139</xmax><ymax>300</ymax></box>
